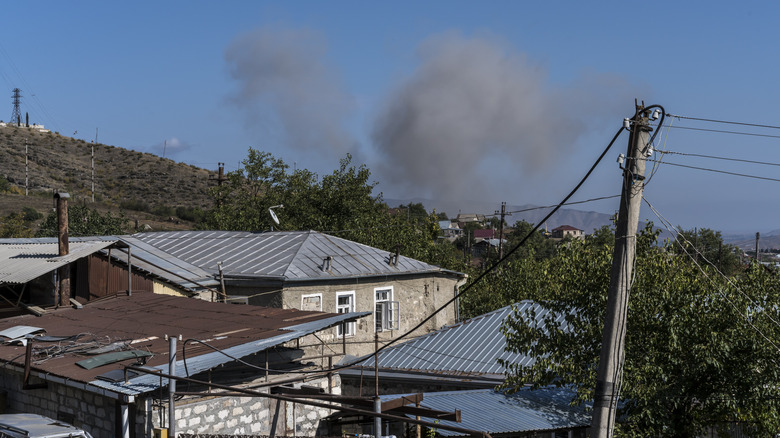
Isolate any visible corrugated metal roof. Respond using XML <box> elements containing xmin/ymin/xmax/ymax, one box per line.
<box><xmin>0</xmin><ymin>236</ymin><xmax>219</xmax><ymax>291</ymax></box>
<box><xmin>132</xmin><ymin>230</ymin><xmax>464</xmax><ymax>281</ymax></box>
<box><xmin>0</xmin><ymin>240</ymin><xmax>116</xmax><ymax>284</ymax></box>
<box><xmin>379</xmin><ymin>387</ymin><xmax>589</xmax><ymax>435</ymax></box>
<box><xmin>359</xmin><ymin>301</ymin><xmax>565</xmax><ymax>377</ymax></box>
<box><xmin>0</xmin><ymin>291</ymin><xmax>369</xmax><ymax>397</ymax></box>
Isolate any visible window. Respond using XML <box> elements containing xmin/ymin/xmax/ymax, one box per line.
<box><xmin>301</xmin><ymin>294</ymin><xmax>322</xmax><ymax>311</ymax></box>
<box><xmin>336</xmin><ymin>292</ymin><xmax>355</xmax><ymax>338</ymax></box>
<box><xmin>375</xmin><ymin>287</ymin><xmax>400</xmax><ymax>332</ymax></box>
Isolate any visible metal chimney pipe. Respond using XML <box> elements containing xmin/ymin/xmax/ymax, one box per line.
<box><xmin>54</xmin><ymin>193</ymin><xmax>70</xmax><ymax>307</ymax></box>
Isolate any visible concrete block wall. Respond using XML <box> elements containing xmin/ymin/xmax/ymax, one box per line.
<box><xmin>0</xmin><ymin>371</ymin><xmax>115</xmax><ymax>437</ymax></box>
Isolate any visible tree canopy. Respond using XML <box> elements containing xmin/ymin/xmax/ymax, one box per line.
<box><xmin>204</xmin><ymin>149</ymin><xmax>463</xmax><ymax>270</ymax></box>
<box><xmin>494</xmin><ymin>223</ymin><xmax>780</xmax><ymax>436</ymax></box>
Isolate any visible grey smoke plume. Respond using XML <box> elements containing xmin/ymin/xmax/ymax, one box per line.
<box><xmin>372</xmin><ymin>32</ymin><xmax>637</xmax><ymax>202</ymax></box>
<box><xmin>226</xmin><ymin>27</ymin><xmax>355</xmax><ymax>154</ymax></box>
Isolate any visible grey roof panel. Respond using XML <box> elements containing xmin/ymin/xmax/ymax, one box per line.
<box><xmin>379</xmin><ymin>387</ymin><xmax>588</xmax><ymax>435</ymax></box>
<box><xmin>0</xmin><ymin>236</ymin><xmax>219</xmax><ymax>291</ymax></box>
<box><xmin>360</xmin><ymin>301</ymin><xmax>566</xmax><ymax>377</ymax></box>
<box><xmin>131</xmin><ymin>230</ymin><xmax>464</xmax><ymax>281</ymax></box>
<box><xmin>0</xmin><ymin>240</ymin><xmax>116</xmax><ymax>285</ymax></box>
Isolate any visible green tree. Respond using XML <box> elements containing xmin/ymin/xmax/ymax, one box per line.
<box><xmin>675</xmin><ymin>227</ymin><xmax>742</xmax><ymax>276</ymax></box>
<box><xmin>506</xmin><ymin>220</ymin><xmax>557</xmax><ymax>260</ymax></box>
<box><xmin>0</xmin><ymin>213</ymin><xmax>34</xmax><ymax>238</ymax></box>
<box><xmin>498</xmin><ymin>223</ymin><xmax>780</xmax><ymax>436</ymax></box>
<box><xmin>204</xmin><ymin>149</ymin><xmax>465</xmax><ymax>272</ymax></box>
<box><xmin>36</xmin><ymin>204</ymin><xmax>128</xmax><ymax>237</ymax></box>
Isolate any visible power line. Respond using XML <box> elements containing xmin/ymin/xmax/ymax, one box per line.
<box><xmin>660</xmin><ymin>150</ymin><xmax>780</xmax><ymax>167</ymax></box>
<box><xmin>667</xmin><ymin>114</ymin><xmax>780</xmax><ymax>130</ymax></box>
<box><xmin>642</xmin><ymin>196</ymin><xmax>780</xmax><ymax>355</ymax></box>
<box><xmin>640</xmin><ymin>158</ymin><xmax>780</xmax><ymax>183</ymax></box>
<box><xmin>507</xmin><ymin>195</ymin><xmax>621</xmax><ymax>215</ymax></box>
<box><xmin>652</xmin><ymin>124</ymin><xmax>780</xmax><ymax>139</ymax></box>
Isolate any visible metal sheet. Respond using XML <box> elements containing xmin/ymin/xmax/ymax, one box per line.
<box><xmin>379</xmin><ymin>387</ymin><xmax>589</xmax><ymax>435</ymax></box>
<box><xmin>132</xmin><ymin>230</ymin><xmax>465</xmax><ymax>281</ymax></box>
<box><xmin>0</xmin><ymin>240</ymin><xmax>116</xmax><ymax>285</ymax></box>
<box><xmin>359</xmin><ymin>301</ymin><xmax>568</xmax><ymax>377</ymax></box>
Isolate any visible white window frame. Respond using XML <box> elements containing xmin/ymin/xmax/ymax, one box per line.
<box><xmin>374</xmin><ymin>287</ymin><xmax>400</xmax><ymax>332</ymax></box>
<box><xmin>301</xmin><ymin>293</ymin><xmax>322</xmax><ymax>312</ymax></box>
<box><xmin>336</xmin><ymin>291</ymin><xmax>356</xmax><ymax>338</ymax></box>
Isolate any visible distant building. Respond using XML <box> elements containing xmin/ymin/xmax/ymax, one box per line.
<box><xmin>472</xmin><ymin>228</ymin><xmax>496</xmax><ymax>241</ymax></box>
<box><xmin>551</xmin><ymin>225</ymin><xmax>584</xmax><ymax>240</ymax></box>
<box><xmin>438</xmin><ymin>220</ymin><xmax>463</xmax><ymax>240</ymax></box>
<box><xmin>455</xmin><ymin>213</ymin><xmax>486</xmax><ymax>227</ymax></box>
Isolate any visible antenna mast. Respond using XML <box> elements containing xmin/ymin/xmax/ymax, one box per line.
<box><xmin>10</xmin><ymin>88</ymin><xmax>22</xmax><ymax>126</ymax></box>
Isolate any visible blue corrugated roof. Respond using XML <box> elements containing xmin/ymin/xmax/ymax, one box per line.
<box><xmin>380</xmin><ymin>387</ymin><xmax>589</xmax><ymax>435</ymax></box>
<box><xmin>131</xmin><ymin>230</ymin><xmax>465</xmax><ymax>281</ymax></box>
<box><xmin>358</xmin><ymin>301</ymin><xmax>564</xmax><ymax>378</ymax></box>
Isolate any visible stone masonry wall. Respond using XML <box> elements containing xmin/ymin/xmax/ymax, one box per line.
<box><xmin>153</xmin><ymin>375</ymin><xmax>338</xmax><ymax>436</ymax></box>
<box><xmin>0</xmin><ymin>371</ymin><xmax>116</xmax><ymax>437</ymax></box>
<box><xmin>281</xmin><ymin>274</ymin><xmax>463</xmax><ymax>358</ymax></box>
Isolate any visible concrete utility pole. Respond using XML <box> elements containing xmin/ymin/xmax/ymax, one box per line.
<box><xmin>591</xmin><ymin>104</ymin><xmax>651</xmax><ymax>437</ymax></box>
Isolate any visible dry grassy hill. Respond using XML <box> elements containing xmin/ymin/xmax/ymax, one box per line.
<box><xmin>0</xmin><ymin>123</ymin><xmax>217</xmax><ymax>231</ymax></box>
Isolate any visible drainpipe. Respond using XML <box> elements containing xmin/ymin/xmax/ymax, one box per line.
<box><xmin>55</xmin><ymin>193</ymin><xmax>70</xmax><ymax>307</ymax></box>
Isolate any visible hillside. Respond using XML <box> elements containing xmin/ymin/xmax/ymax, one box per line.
<box><xmin>0</xmin><ymin>123</ymin><xmax>215</xmax><ymax>215</ymax></box>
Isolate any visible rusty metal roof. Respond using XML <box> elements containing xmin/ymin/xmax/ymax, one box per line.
<box><xmin>0</xmin><ymin>240</ymin><xmax>116</xmax><ymax>285</ymax></box>
<box><xmin>0</xmin><ymin>291</ymin><xmax>368</xmax><ymax>397</ymax></box>
<box><xmin>357</xmin><ymin>301</ymin><xmax>565</xmax><ymax>378</ymax></box>
<box><xmin>132</xmin><ymin>230</ymin><xmax>465</xmax><ymax>281</ymax></box>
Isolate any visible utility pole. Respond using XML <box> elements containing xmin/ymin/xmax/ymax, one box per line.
<box><xmin>24</xmin><ymin>138</ymin><xmax>28</xmax><ymax>196</ymax></box>
<box><xmin>495</xmin><ymin>202</ymin><xmax>510</xmax><ymax>259</ymax></box>
<box><xmin>92</xmin><ymin>128</ymin><xmax>98</xmax><ymax>202</ymax></box>
<box><xmin>591</xmin><ymin>103</ymin><xmax>652</xmax><ymax>437</ymax></box>
<box><xmin>755</xmin><ymin>232</ymin><xmax>760</xmax><ymax>262</ymax></box>
<box><xmin>209</xmin><ymin>163</ymin><xmax>227</xmax><ymax>207</ymax></box>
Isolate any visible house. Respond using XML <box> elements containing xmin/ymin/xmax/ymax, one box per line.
<box><xmin>454</xmin><ymin>213</ymin><xmax>485</xmax><ymax>228</ymax></box>
<box><xmin>438</xmin><ymin>221</ymin><xmax>463</xmax><ymax>241</ymax></box>
<box><xmin>471</xmin><ymin>238</ymin><xmax>506</xmax><ymax>258</ymax></box>
<box><xmin>340</xmin><ymin>301</ymin><xmax>561</xmax><ymax>395</ymax></box>
<box><xmin>472</xmin><ymin>229</ymin><xmax>496</xmax><ymax>241</ymax></box>
<box><xmin>329</xmin><ymin>387</ymin><xmax>589</xmax><ymax>438</ymax></box>
<box><xmin>129</xmin><ymin>230</ymin><xmax>468</xmax><ymax>357</ymax></box>
<box><xmin>551</xmin><ymin>225</ymin><xmax>584</xmax><ymax>240</ymax></box>
<box><xmin>332</xmin><ymin>302</ymin><xmax>589</xmax><ymax>437</ymax></box>
<box><xmin>0</xmin><ymin>290</ymin><xmax>368</xmax><ymax>437</ymax></box>
<box><xmin>0</xmin><ymin>236</ymin><xmax>221</xmax><ymax>313</ymax></box>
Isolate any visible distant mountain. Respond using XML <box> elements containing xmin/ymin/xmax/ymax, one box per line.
<box><xmin>384</xmin><ymin>197</ymin><xmax>613</xmax><ymax>234</ymax></box>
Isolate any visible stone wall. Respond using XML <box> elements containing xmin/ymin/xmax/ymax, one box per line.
<box><xmin>152</xmin><ymin>375</ymin><xmax>338</xmax><ymax>436</ymax></box>
<box><xmin>0</xmin><ymin>370</ymin><xmax>117</xmax><ymax>437</ymax></box>
<box><xmin>281</xmin><ymin>274</ymin><xmax>464</xmax><ymax>357</ymax></box>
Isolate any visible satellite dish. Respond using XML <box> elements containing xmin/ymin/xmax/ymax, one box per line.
<box><xmin>268</xmin><ymin>204</ymin><xmax>283</xmax><ymax>229</ymax></box>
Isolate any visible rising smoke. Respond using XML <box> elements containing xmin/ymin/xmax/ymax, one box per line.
<box><xmin>225</xmin><ymin>27</ymin><xmax>356</xmax><ymax>156</ymax></box>
<box><xmin>371</xmin><ymin>32</ymin><xmax>638</xmax><ymax>203</ymax></box>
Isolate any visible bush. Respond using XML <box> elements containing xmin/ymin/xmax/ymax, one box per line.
<box><xmin>119</xmin><ymin>199</ymin><xmax>150</xmax><ymax>212</ymax></box>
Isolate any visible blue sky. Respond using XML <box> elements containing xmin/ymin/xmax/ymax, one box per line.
<box><xmin>1</xmin><ymin>1</ymin><xmax>779</xmax><ymax>234</ymax></box>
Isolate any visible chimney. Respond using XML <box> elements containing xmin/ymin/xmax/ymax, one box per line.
<box><xmin>54</xmin><ymin>192</ymin><xmax>70</xmax><ymax>306</ymax></box>
<box><xmin>55</xmin><ymin>193</ymin><xmax>70</xmax><ymax>256</ymax></box>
